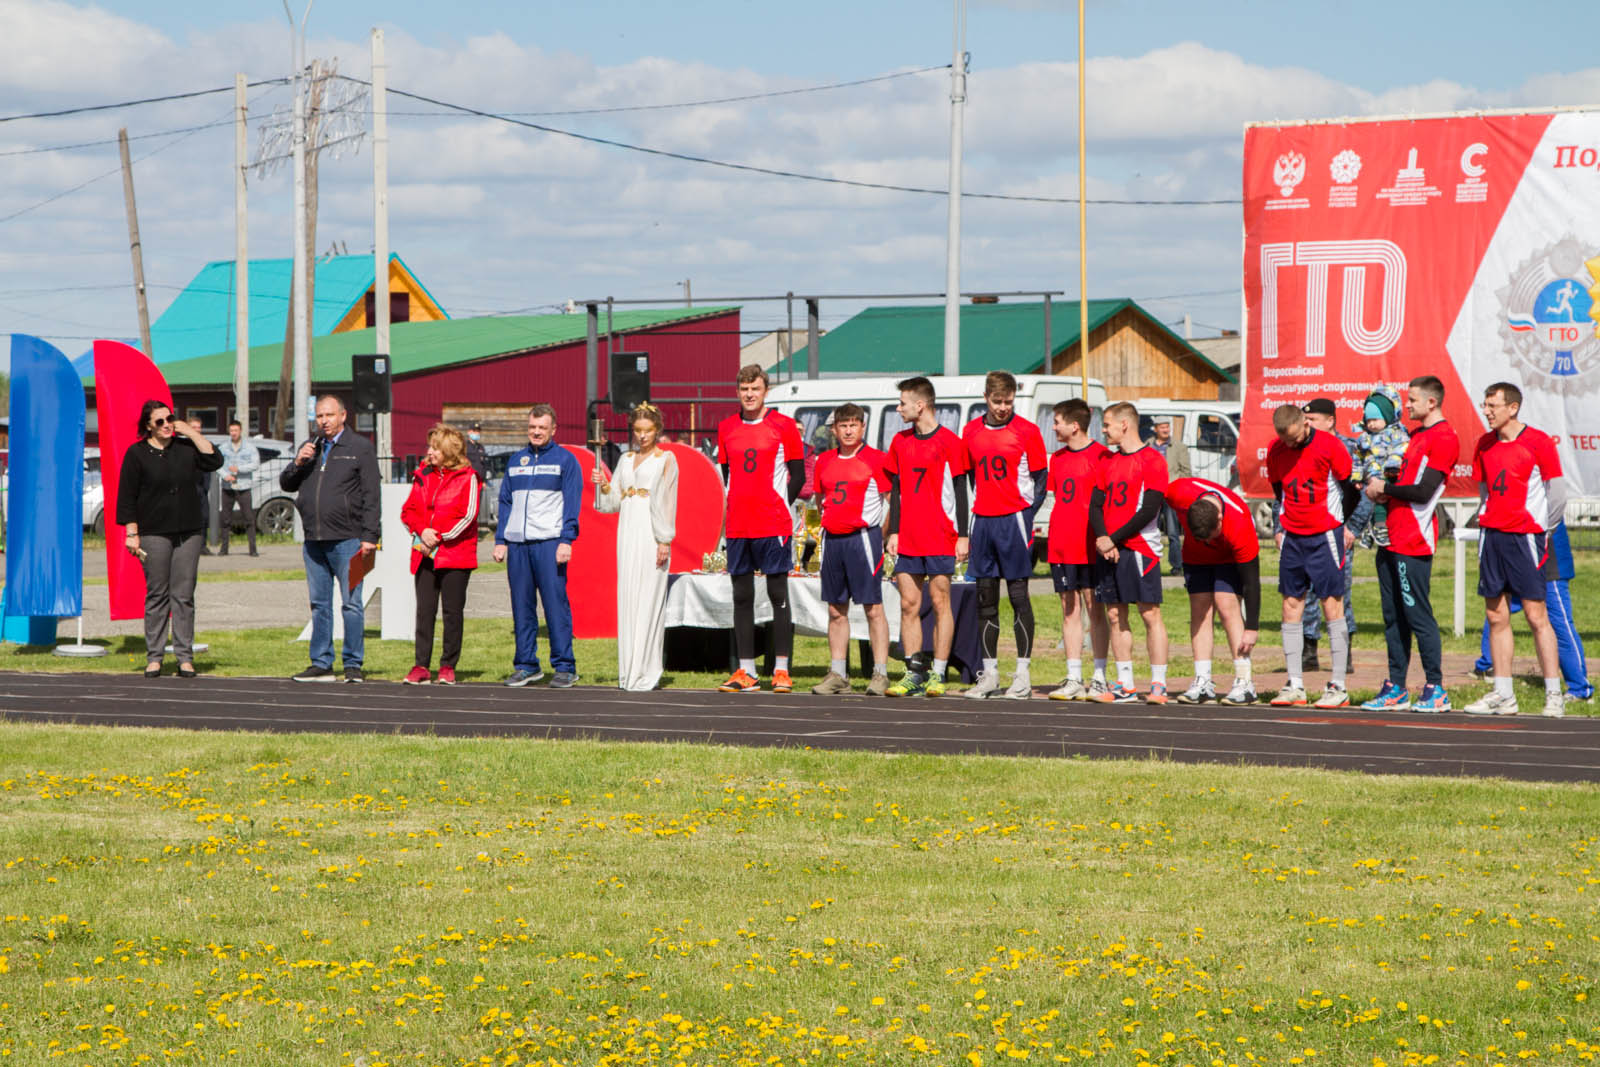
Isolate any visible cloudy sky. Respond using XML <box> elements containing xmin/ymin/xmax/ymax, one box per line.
<box><xmin>4</xmin><ymin>0</ymin><xmax>1599</xmax><ymax>363</ymax></box>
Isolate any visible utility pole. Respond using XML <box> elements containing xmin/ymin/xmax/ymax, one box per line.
<box><xmin>372</xmin><ymin>27</ymin><xmax>392</xmax><ymax>466</ymax></box>
<box><xmin>682</xmin><ymin>278</ymin><xmax>692</xmax><ymax>307</ymax></box>
<box><xmin>942</xmin><ymin>0</ymin><xmax>967</xmax><ymax>378</ymax></box>
<box><xmin>1076</xmin><ymin>0</ymin><xmax>1090</xmax><ymax>398</ymax></box>
<box><xmin>234</xmin><ymin>74</ymin><xmax>250</xmax><ymax>430</ymax></box>
<box><xmin>117</xmin><ymin>128</ymin><xmax>153</xmax><ymax>360</ymax></box>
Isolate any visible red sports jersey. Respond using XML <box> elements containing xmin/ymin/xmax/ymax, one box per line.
<box><xmin>1166</xmin><ymin>477</ymin><xmax>1260</xmax><ymax>566</ymax></box>
<box><xmin>1046</xmin><ymin>441</ymin><xmax>1108</xmax><ymax>564</ymax></box>
<box><xmin>1386</xmin><ymin>420</ymin><xmax>1461</xmax><ymax>555</ymax></box>
<box><xmin>814</xmin><ymin>445</ymin><xmax>891</xmax><ymax>534</ymax></box>
<box><xmin>717</xmin><ymin>410</ymin><xmax>804</xmax><ymax>539</ymax></box>
<box><xmin>963</xmin><ymin>415</ymin><xmax>1048</xmax><ymax>516</ymax></box>
<box><xmin>1473</xmin><ymin>425</ymin><xmax>1562</xmax><ymax>534</ymax></box>
<box><xmin>1096</xmin><ymin>445</ymin><xmax>1169</xmax><ymax>560</ymax></box>
<box><xmin>1266</xmin><ymin>428</ymin><xmax>1352</xmax><ymax>535</ymax></box>
<box><xmin>885</xmin><ymin>426</ymin><xmax>970</xmax><ymax>556</ymax></box>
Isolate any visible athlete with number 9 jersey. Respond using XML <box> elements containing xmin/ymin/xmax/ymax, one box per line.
<box><xmin>1044</xmin><ymin>398</ymin><xmax>1112</xmax><ymax>701</ymax></box>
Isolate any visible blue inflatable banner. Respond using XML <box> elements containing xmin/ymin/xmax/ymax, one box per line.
<box><xmin>5</xmin><ymin>334</ymin><xmax>85</xmax><ymax>617</ymax></box>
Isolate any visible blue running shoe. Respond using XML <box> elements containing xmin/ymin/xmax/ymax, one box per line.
<box><xmin>1412</xmin><ymin>684</ymin><xmax>1451</xmax><ymax>714</ymax></box>
<box><xmin>1360</xmin><ymin>680</ymin><xmax>1411</xmax><ymax>711</ymax></box>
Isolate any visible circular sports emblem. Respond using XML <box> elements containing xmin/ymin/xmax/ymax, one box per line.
<box><xmin>1497</xmin><ymin>236</ymin><xmax>1600</xmax><ymax>395</ymax></box>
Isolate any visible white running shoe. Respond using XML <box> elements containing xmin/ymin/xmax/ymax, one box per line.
<box><xmin>1542</xmin><ymin>691</ymin><xmax>1567</xmax><ymax>718</ymax></box>
<box><xmin>1463</xmin><ymin>691</ymin><xmax>1519</xmax><ymax>716</ymax></box>
<box><xmin>1313</xmin><ymin>683</ymin><xmax>1350</xmax><ymax>709</ymax></box>
<box><xmin>1087</xmin><ymin>678</ymin><xmax>1110</xmax><ymax>702</ymax></box>
<box><xmin>1003</xmin><ymin>668</ymin><xmax>1033</xmax><ymax>700</ymax></box>
<box><xmin>1177</xmin><ymin>678</ymin><xmax>1216</xmax><ymax>704</ymax></box>
<box><xmin>1220</xmin><ymin>679</ymin><xmax>1257</xmax><ymax>706</ymax></box>
<box><xmin>1269</xmin><ymin>683</ymin><xmax>1308</xmax><ymax>707</ymax></box>
<box><xmin>965</xmin><ymin>670</ymin><xmax>1002</xmax><ymax>699</ymax></box>
<box><xmin>1048</xmin><ymin>678</ymin><xmax>1087</xmax><ymax>701</ymax></box>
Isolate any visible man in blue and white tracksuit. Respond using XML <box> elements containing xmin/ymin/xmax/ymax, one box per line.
<box><xmin>494</xmin><ymin>403</ymin><xmax>582</xmax><ymax>688</ymax></box>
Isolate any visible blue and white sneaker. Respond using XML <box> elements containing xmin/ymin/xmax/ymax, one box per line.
<box><xmin>1360</xmin><ymin>680</ymin><xmax>1410</xmax><ymax>712</ymax></box>
<box><xmin>1412</xmin><ymin>684</ymin><xmax>1451</xmax><ymax>714</ymax></box>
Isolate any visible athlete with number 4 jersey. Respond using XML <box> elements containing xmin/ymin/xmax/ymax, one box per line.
<box><xmin>1044</xmin><ymin>398</ymin><xmax>1112</xmax><ymax>701</ymax></box>
<box><xmin>1463</xmin><ymin>381</ymin><xmax>1568</xmax><ymax>718</ymax></box>
<box><xmin>961</xmin><ymin>370</ymin><xmax>1048</xmax><ymax>701</ymax></box>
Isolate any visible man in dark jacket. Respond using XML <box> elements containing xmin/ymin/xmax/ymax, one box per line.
<box><xmin>281</xmin><ymin>394</ymin><xmax>381</xmax><ymax>682</ymax></box>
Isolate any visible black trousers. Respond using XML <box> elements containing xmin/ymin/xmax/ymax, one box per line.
<box><xmin>1375</xmin><ymin>547</ymin><xmax>1443</xmax><ymax>687</ymax></box>
<box><xmin>414</xmin><ymin>559</ymin><xmax>471</xmax><ymax>668</ymax></box>
<box><xmin>218</xmin><ymin>487</ymin><xmax>255</xmax><ymax>553</ymax></box>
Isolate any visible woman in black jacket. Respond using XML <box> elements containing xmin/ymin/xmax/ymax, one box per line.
<box><xmin>117</xmin><ymin>399</ymin><xmax>223</xmax><ymax>678</ymax></box>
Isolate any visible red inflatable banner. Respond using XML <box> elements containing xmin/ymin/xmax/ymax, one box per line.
<box><xmin>93</xmin><ymin>340</ymin><xmax>174</xmax><ymax>620</ymax></box>
<box><xmin>1242</xmin><ymin>110</ymin><xmax>1600</xmax><ymax>498</ymax></box>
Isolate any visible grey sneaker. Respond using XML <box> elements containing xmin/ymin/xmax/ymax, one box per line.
<box><xmin>1542</xmin><ymin>691</ymin><xmax>1566</xmax><ymax>718</ymax></box>
<box><xmin>1002</xmin><ymin>667</ymin><xmax>1033</xmax><ymax>700</ymax></box>
<box><xmin>1464</xmin><ymin>690</ymin><xmax>1519</xmax><ymax>716</ymax></box>
<box><xmin>865</xmin><ymin>672</ymin><xmax>889</xmax><ymax>697</ymax></box>
<box><xmin>1177</xmin><ymin>678</ymin><xmax>1217</xmax><ymax>704</ymax></box>
<box><xmin>1048</xmin><ymin>678</ymin><xmax>1087</xmax><ymax>701</ymax></box>
<box><xmin>1220</xmin><ymin>679</ymin><xmax>1257</xmax><ymax>705</ymax></box>
<box><xmin>1086</xmin><ymin>678</ymin><xmax>1110</xmax><ymax>701</ymax></box>
<box><xmin>504</xmin><ymin>669</ymin><xmax>544</xmax><ymax>687</ymax></box>
<box><xmin>965</xmin><ymin>670</ymin><xmax>1002</xmax><ymax>699</ymax></box>
<box><xmin>811</xmin><ymin>671</ymin><xmax>852</xmax><ymax>695</ymax></box>
<box><xmin>549</xmin><ymin>672</ymin><xmax>578</xmax><ymax>689</ymax></box>
<box><xmin>292</xmin><ymin>665</ymin><xmax>336</xmax><ymax>683</ymax></box>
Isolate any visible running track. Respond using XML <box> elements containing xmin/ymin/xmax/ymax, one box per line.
<box><xmin>0</xmin><ymin>673</ymin><xmax>1595</xmax><ymax>783</ymax></box>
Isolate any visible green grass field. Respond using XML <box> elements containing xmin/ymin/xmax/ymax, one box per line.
<box><xmin>0</xmin><ymin>727</ymin><xmax>1595</xmax><ymax>1066</ymax></box>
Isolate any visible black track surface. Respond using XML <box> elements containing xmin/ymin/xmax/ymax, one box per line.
<box><xmin>1</xmin><ymin>673</ymin><xmax>1596</xmax><ymax>783</ymax></box>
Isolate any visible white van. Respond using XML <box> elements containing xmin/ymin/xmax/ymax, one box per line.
<box><xmin>765</xmin><ymin>374</ymin><xmax>1112</xmax><ymax>553</ymax></box>
<box><xmin>1128</xmin><ymin>398</ymin><xmax>1244</xmax><ymax>490</ymax></box>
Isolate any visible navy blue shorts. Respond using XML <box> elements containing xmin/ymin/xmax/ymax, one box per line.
<box><xmin>1050</xmin><ymin>562</ymin><xmax>1096</xmax><ymax>592</ymax></box>
<box><xmin>1279</xmin><ymin>529</ymin><xmax>1346</xmax><ymax>601</ymax></box>
<box><xmin>1478</xmin><ymin>528</ymin><xmax>1558</xmax><ymax>601</ymax></box>
<box><xmin>968</xmin><ymin>512</ymin><xmax>1034</xmax><ymax>580</ymax></box>
<box><xmin>727</xmin><ymin>535</ymin><xmax>792</xmax><ymax>576</ymax></box>
<box><xmin>820</xmin><ymin>527</ymin><xmax>885</xmax><ymax>605</ymax></box>
<box><xmin>895</xmin><ymin>553</ymin><xmax>956</xmax><ymax>576</ymax></box>
<box><xmin>1183</xmin><ymin>562</ymin><xmax>1245</xmax><ymax>597</ymax></box>
<box><xmin>1094</xmin><ymin>551</ymin><xmax>1163</xmax><ymax>605</ymax></box>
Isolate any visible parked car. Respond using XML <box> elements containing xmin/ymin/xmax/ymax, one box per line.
<box><xmin>201</xmin><ymin>435</ymin><xmax>300</xmax><ymax>536</ymax></box>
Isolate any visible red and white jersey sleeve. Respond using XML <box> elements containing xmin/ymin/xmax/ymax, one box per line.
<box><xmin>1386</xmin><ymin>420</ymin><xmax>1461</xmax><ymax>555</ymax></box>
<box><xmin>1166</xmin><ymin>477</ymin><xmax>1260</xmax><ymax>565</ymax></box>
<box><xmin>1045</xmin><ymin>441</ymin><xmax>1107</xmax><ymax>565</ymax></box>
<box><xmin>963</xmin><ymin>415</ymin><xmax>1048</xmax><ymax>516</ymax></box>
<box><xmin>1096</xmin><ymin>445</ymin><xmax>1168</xmax><ymax>561</ymax></box>
<box><xmin>1266</xmin><ymin>428</ymin><xmax>1352</xmax><ymax>535</ymax></box>
<box><xmin>716</xmin><ymin>410</ymin><xmax>803</xmax><ymax>539</ymax></box>
<box><xmin>814</xmin><ymin>446</ymin><xmax>891</xmax><ymax>534</ymax></box>
<box><xmin>887</xmin><ymin>426</ymin><xmax>970</xmax><ymax>556</ymax></box>
<box><xmin>1473</xmin><ymin>425</ymin><xmax>1562</xmax><ymax>534</ymax></box>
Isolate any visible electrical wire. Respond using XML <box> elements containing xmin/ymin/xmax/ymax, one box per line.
<box><xmin>0</xmin><ymin>79</ymin><xmax>290</xmax><ymax>124</ymax></box>
<box><xmin>0</xmin><ymin>119</ymin><xmax>236</xmax><ymax>158</ymax></box>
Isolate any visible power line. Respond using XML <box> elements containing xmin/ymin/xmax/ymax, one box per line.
<box><xmin>0</xmin><ymin>119</ymin><xmax>235</xmax><ymax>158</ymax></box>
<box><xmin>0</xmin><ymin>79</ymin><xmax>290</xmax><ymax>125</ymax></box>
<box><xmin>361</xmin><ymin>78</ymin><xmax>1239</xmax><ymax>206</ymax></box>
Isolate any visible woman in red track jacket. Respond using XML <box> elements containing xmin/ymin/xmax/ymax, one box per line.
<box><xmin>399</xmin><ymin>424</ymin><xmax>480</xmax><ymax>685</ymax></box>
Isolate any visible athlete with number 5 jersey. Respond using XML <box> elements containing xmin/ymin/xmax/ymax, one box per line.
<box><xmin>1463</xmin><ymin>381</ymin><xmax>1568</xmax><ymax>717</ymax></box>
<box><xmin>961</xmin><ymin>370</ymin><xmax>1049</xmax><ymax>701</ymax></box>
<box><xmin>1043</xmin><ymin>398</ymin><xmax>1112</xmax><ymax>701</ymax></box>
<box><xmin>1265</xmin><ymin>402</ymin><xmax>1356</xmax><ymax>708</ymax></box>
<box><xmin>715</xmin><ymin>364</ymin><xmax>805</xmax><ymax>694</ymax></box>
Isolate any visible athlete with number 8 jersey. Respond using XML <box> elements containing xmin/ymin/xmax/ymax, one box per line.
<box><xmin>961</xmin><ymin>370</ymin><xmax>1049</xmax><ymax>700</ymax></box>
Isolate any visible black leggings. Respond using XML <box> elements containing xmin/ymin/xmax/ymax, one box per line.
<box><xmin>977</xmin><ymin>577</ymin><xmax>1035</xmax><ymax>661</ymax></box>
<box><xmin>415</xmin><ymin>560</ymin><xmax>470</xmax><ymax>668</ymax></box>
<box><xmin>732</xmin><ymin>572</ymin><xmax>793</xmax><ymax>662</ymax></box>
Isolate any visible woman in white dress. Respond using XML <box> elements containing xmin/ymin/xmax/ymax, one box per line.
<box><xmin>592</xmin><ymin>403</ymin><xmax>679</xmax><ymax>690</ymax></box>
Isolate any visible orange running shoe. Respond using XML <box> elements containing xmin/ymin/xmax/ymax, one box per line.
<box><xmin>1147</xmin><ymin>681</ymin><xmax>1168</xmax><ymax>705</ymax></box>
<box><xmin>718</xmin><ymin>668</ymin><xmax>760</xmax><ymax>693</ymax></box>
<box><xmin>771</xmin><ymin>669</ymin><xmax>793</xmax><ymax>693</ymax></box>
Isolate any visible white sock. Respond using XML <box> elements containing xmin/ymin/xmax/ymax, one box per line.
<box><xmin>1233</xmin><ymin>658</ymin><xmax>1252</xmax><ymax>683</ymax></box>
<box><xmin>1151</xmin><ymin>663</ymin><xmax>1168</xmax><ymax>685</ymax></box>
<box><xmin>1116</xmin><ymin>660</ymin><xmax>1134</xmax><ymax>686</ymax></box>
<box><xmin>739</xmin><ymin>658</ymin><xmax>756</xmax><ymax>676</ymax></box>
<box><xmin>1093</xmin><ymin>658</ymin><xmax>1107</xmax><ymax>682</ymax></box>
<box><xmin>830</xmin><ymin>659</ymin><xmax>846</xmax><ymax>676</ymax></box>
<box><xmin>1494</xmin><ymin>676</ymin><xmax>1513</xmax><ymax>698</ymax></box>
<box><xmin>775</xmin><ymin>656</ymin><xmax>789</xmax><ymax>672</ymax></box>
<box><xmin>982</xmin><ymin>658</ymin><xmax>998</xmax><ymax>675</ymax></box>
<box><xmin>1067</xmin><ymin>658</ymin><xmax>1083</xmax><ymax>682</ymax></box>
<box><xmin>1546</xmin><ymin>677</ymin><xmax>1562</xmax><ymax>697</ymax></box>
<box><xmin>1194</xmin><ymin>659</ymin><xmax>1212</xmax><ymax>682</ymax></box>
<box><xmin>932</xmin><ymin>658</ymin><xmax>948</xmax><ymax>677</ymax></box>
<box><xmin>1016</xmin><ymin>657</ymin><xmax>1030</xmax><ymax>673</ymax></box>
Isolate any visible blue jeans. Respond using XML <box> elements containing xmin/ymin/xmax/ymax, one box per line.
<box><xmin>304</xmin><ymin>537</ymin><xmax>365</xmax><ymax>669</ymax></box>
